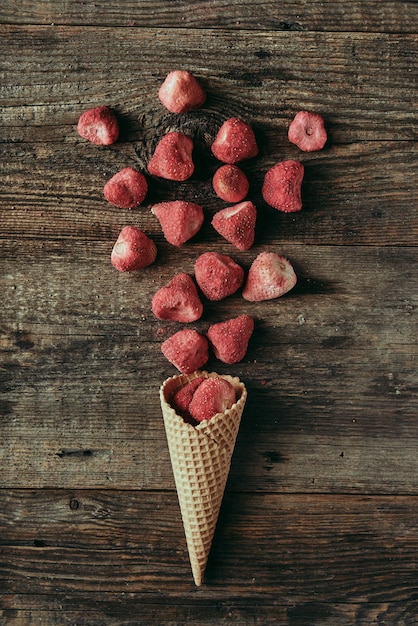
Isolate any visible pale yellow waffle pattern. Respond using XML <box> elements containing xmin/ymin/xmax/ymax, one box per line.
<box><xmin>160</xmin><ymin>370</ymin><xmax>247</xmax><ymax>586</ymax></box>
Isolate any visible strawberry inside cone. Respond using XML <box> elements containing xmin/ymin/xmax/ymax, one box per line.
<box><xmin>172</xmin><ymin>376</ymin><xmax>236</xmax><ymax>424</ymax></box>
<box><xmin>171</xmin><ymin>376</ymin><xmax>206</xmax><ymax>424</ymax></box>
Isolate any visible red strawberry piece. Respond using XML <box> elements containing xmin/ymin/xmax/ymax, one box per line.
<box><xmin>207</xmin><ymin>315</ymin><xmax>254</xmax><ymax>364</ymax></box>
<box><xmin>288</xmin><ymin>111</ymin><xmax>327</xmax><ymax>152</ymax></box>
<box><xmin>188</xmin><ymin>377</ymin><xmax>236</xmax><ymax>422</ymax></box>
<box><xmin>211</xmin><ymin>117</ymin><xmax>258</xmax><ymax>164</ymax></box>
<box><xmin>172</xmin><ymin>376</ymin><xmax>205</xmax><ymax>420</ymax></box>
<box><xmin>103</xmin><ymin>167</ymin><xmax>148</xmax><ymax>208</ymax></box>
<box><xmin>262</xmin><ymin>160</ymin><xmax>304</xmax><ymax>212</ymax></box>
<box><xmin>147</xmin><ymin>131</ymin><xmax>194</xmax><ymax>181</ymax></box>
<box><xmin>151</xmin><ymin>200</ymin><xmax>204</xmax><ymax>246</ymax></box>
<box><xmin>161</xmin><ymin>329</ymin><xmax>209</xmax><ymax>374</ymax></box>
<box><xmin>212</xmin><ymin>164</ymin><xmax>249</xmax><ymax>202</ymax></box>
<box><xmin>111</xmin><ymin>225</ymin><xmax>157</xmax><ymax>272</ymax></box>
<box><xmin>158</xmin><ymin>70</ymin><xmax>206</xmax><ymax>113</ymax></box>
<box><xmin>152</xmin><ymin>273</ymin><xmax>203</xmax><ymax>323</ymax></box>
<box><xmin>242</xmin><ymin>252</ymin><xmax>297</xmax><ymax>301</ymax></box>
<box><xmin>194</xmin><ymin>252</ymin><xmax>244</xmax><ymax>301</ymax></box>
<box><xmin>77</xmin><ymin>106</ymin><xmax>119</xmax><ymax>146</ymax></box>
<box><xmin>211</xmin><ymin>200</ymin><xmax>256</xmax><ymax>251</ymax></box>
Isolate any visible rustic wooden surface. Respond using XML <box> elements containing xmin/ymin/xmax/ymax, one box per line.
<box><xmin>1</xmin><ymin>1</ymin><xmax>417</xmax><ymax>624</ymax></box>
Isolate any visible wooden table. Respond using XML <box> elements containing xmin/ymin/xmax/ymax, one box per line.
<box><xmin>1</xmin><ymin>2</ymin><xmax>417</xmax><ymax>623</ymax></box>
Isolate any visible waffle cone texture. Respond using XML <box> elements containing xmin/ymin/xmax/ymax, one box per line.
<box><xmin>160</xmin><ymin>370</ymin><xmax>247</xmax><ymax>586</ymax></box>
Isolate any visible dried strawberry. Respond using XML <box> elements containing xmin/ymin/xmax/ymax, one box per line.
<box><xmin>212</xmin><ymin>164</ymin><xmax>249</xmax><ymax>202</ymax></box>
<box><xmin>152</xmin><ymin>273</ymin><xmax>203</xmax><ymax>323</ymax></box>
<box><xmin>161</xmin><ymin>329</ymin><xmax>209</xmax><ymax>374</ymax></box>
<box><xmin>104</xmin><ymin>167</ymin><xmax>148</xmax><ymax>208</ymax></box>
<box><xmin>211</xmin><ymin>200</ymin><xmax>256</xmax><ymax>251</ymax></box>
<box><xmin>148</xmin><ymin>132</ymin><xmax>194</xmax><ymax>181</ymax></box>
<box><xmin>262</xmin><ymin>160</ymin><xmax>304</xmax><ymax>212</ymax></box>
<box><xmin>288</xmin><ymin>111</ymin><xmax>327</xmax><ymax>152</ymax></box>
<box><xmin>211</xmin><ymin>117</ymin><xmax>258</xmax><ymax>164</ymax></box>
<box><xmin>194</xmin><ymin>252</ymin><xmax>244</xmax><ymax>301</ymax></box>
<box><xmin>172</xmin><ymin>376</ymin><xmax>205</xmax><ymax>420</ymax></box>
<box><xmin>77</xmin><ymin>106</ymin><xmax>119</xmax><ymax>146</ymax></box>
<box><xmin>158</xmin><ymin>70</ymin><xmax>206</xmax><ymax>113</ymax></box>
<box><xmin>151</xmin><ymin>200</ymin><xmax>204</xmax><ymax>246</ymax></box>
<box><xmin>207</xmin><ymin>315</ymin><xmax>254</xmax><ymax>364</ymax></box>
<box><xmin>111</xmin><ymin>226</ymin><xmax>157</xmax><ymax>272</ymax></box>
<box><xmin>242</xmin><ymin>252</ymin><xmax>297</xmax><ymax>301</ymax></box>
<box><xmin>188</xmin><ymin>377</ymin><xmax>236</xmax><ymax>422</ymax></box>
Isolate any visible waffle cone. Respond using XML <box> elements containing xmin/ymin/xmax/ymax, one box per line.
<box><xmin>160</xmin><ymin>370</ymin><xmax>247</xmax><ymax>586</ymax></box>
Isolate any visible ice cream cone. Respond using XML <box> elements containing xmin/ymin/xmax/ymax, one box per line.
<box><xmin>160</xmin><ymin>370</ymin><xmax>247</xmax><ymax>586</ymax></box>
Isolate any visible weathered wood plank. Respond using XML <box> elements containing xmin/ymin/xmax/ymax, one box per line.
<box><xmin>2</xmin><ymin>602</ymin><xmax>417</xmax><ymax>626</ymax></box>
<box><xmin>1</xmin><ymin>27</ymin><xmax>417</xmax><ymax>142</ymax></box>
<box><xmin>1</xmin><ymin>0</ymin><xmax>417</xmax><ymax>33</ymax></box>
<box><xmin>1</xmin><ymin>490</ymin><xmax>418</xmax><ymax>625</ymax></box>
<box><xmin>2</xmin><ymin>244</ymin><xmax>417</xmax><ymax>491</ymax></box>
<box><xmin>1</xmin><ymin>601</ymin><xmax>414</xmax><ymax>626</ymax></box>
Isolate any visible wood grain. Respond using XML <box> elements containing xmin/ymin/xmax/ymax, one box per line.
<box><xmin>1</xmin><ymin>490</ymin><xmax>418</xmax><ymax>624</ymax></box>
<box><xmin>2</xmin><ymin>140</ymin><xmax>417</xmax><ymax>246</ymax></box>
<box><xmin>1</xmin><ymin>0</ymin><xmax>418</xmax><ymax>33</ymax></box>
<box><xmin>1</xmin><ymin>3</ymin><xmax>417</xmax><ymax>624</ymax></box>
<box><xmin>1</xmin><ymin>27</ymin><xmax>417</xmax><ymax>143</ymax></box>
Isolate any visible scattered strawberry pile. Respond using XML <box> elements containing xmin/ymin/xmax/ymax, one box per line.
<box><xmin>77</xmin><ymin>70</ymin><xmax>327</xmax><ymax>374</ymax></box>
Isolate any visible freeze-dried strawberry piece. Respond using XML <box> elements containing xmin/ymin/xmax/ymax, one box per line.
<box><xmin>151</xmin><ymin>200</ymin><xmax>204</xmax><ymax>246</ymax></box>
<box><xmin>152</xmin><ymin>273</ymin><xmax>203</xmax><ymax>323</ymax></box>
<box><xmin>194</xmin><ymin>252</ymin><xmax>244</xmax><ymax>301</ymax></box>
<box><xmin>111</xmin><ymin>226</ymin><xmax>157</xmax><ymax>272</ymax></box>
<box><xmin>103</xmin><ymin>167</ymin><xmax>148</xmax><ymax>208</ymax></box>
<box><xmin>211</xmin><ymin>118</ymin><xmax>258</xmax><ymax>164</ymax></box>
<box><xmin>211</xmin><ymin>201</ymin><xmax>256</xmax><ymax>251</ymax></box>
<box><xmin>207</xmin><ymin>315</ymin><xmax>254</xmax><ymax>364</ymax></box>
<box><xmin>188</xmin><ymin>377</ymin><xmax>236</xmax><ymax>422</ymax></box>
<box><xmin>77</xmin><ymin>106</ymin><xmax>119</xmax><ymax>146</ymax></box>
<box><xmin>242</xmin><ymin>252</ymin><xmax>297</xmax><ymax>302</ymax></box>
<box><xmin>161</xmin><ymin>329</ymin><xmax>209</xmax><ymax>374</ymax></box>
<box><xmin>158</xmin><ymin>70</ymin><xmax>206</xmax><ymax>113</ymax></box>
<box><xmin>288</xmin><ymin>111</ymin><xmax>327</xmax><ymax>152</ymax></box>
<box><xmin>172</xmin><ymin>376</ymin><xmax>205</xmax><ymax>419</ymax></box>
<box><xmin>148</xmin><ymin>132</ymin><xmax>194</xmax><ymax>181</ymax></box>
<box><xmin>212</xmin><ymin>164</ymin><xmax>249</xmax><ymax>202</ymax></box>
<box><xmin>262</xmin><ymin>160</ymin><xmax>304</xmax><ymax>212</ymax></box>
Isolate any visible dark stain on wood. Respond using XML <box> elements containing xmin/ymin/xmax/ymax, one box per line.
<box><xmin>292</xmin><ymin>275</ymin><xmax>340</xmax><ymax>296</ymax></box>
<box><xmin>0</xmin><ymin>399</ymin><xmax>14</xmax><ymax>416</ymax></box>
<box><xmin>288</xmin><ymin>601</ymin><xmax>336</xmax><ymax>625</ymax></box>
<box><xmin>321</xmin><ymin>335</ymin><xmax>354</xmax><ymax>349</ymax></box>
<box><xmin>55</xmin><ymin>449</ymin><xmax>114</xmax><ymax>463</ymax></box>
<box><xmin>262</xmin><ymin>450</ymin><xmax>288</xmax><ymax>470</ymax></box>
<box><xmin>254</xmin><ymin>48</ymin><xmax>272</xmax><ymax>59</ymax></box>
<box><xmin>274</xmin><ymin>21</ymin><xmax>307</xmax><ymax>32</ymax></box>
<box><xmin>13</xmin><ymin>331</ymin><xmax>35</xmax><ymax>351</ymax></box>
